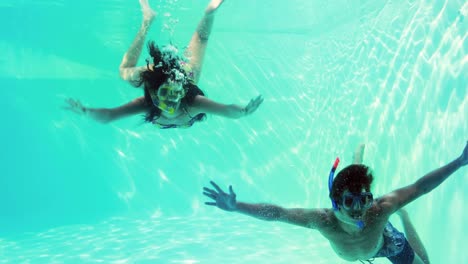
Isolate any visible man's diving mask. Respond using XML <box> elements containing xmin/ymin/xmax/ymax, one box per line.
<box><xmin>149</xmin><ymin>81</ymin><xmax>186</xmax><ymax>114</ymax></box>
<box><xmin>341</xmin><ymin>192</ymin><xmax>373</xmax><ymax>211</ymax></box>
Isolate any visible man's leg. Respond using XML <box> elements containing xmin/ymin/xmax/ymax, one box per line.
<box><xmin>353</xmin><ymin>144</ymin><xmax>366</xmax><ymax>164</ymax></box>
<box><xmin>397</xmin><ymin>209</ymin><xmax>430</xmax><ymax>264</ymax></box>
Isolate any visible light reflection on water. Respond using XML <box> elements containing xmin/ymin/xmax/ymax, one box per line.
<box><xmin>0</xmin><ymin>215</ymin><xmax>340</xmax><ymax>264</ymax></box>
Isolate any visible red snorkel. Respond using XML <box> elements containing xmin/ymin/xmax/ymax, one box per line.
<box><xmin>328</xmin><ymin>157</ymin><xmax>340</xmax><ymax>210</ymax></box>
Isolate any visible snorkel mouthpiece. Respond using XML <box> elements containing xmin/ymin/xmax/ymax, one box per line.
<box><xmin>357</xmin><ymin>220</ymin><xmax>364</xmax><ymax>229</ymax></box>
<box><xmin>166</xmin><ymin>107</ymin><xmax>175</xmax><ymax>114</ymax></box>
<box><xmin>158</xmin><ymin>101</ymin><xmax>176</xmax><ymax>114</ymax></box>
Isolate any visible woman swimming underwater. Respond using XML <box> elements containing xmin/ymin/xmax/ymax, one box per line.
<box><xmin>65</xmin><ymin>0</ymin><xmax>263</xmax><ymax>129</ymax></box>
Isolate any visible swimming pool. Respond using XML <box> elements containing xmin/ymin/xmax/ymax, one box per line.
<box><xmin>0</xmin><ymin>0</ymin><xmax>466</xmax><ymax>263</ymax></box>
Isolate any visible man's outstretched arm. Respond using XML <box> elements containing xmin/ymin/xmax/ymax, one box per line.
<box><xmin>203</xmin><ymin>181</ymin><xmax>327</xmax><ymax>229</ymax></box>
<box><xmin>381</xmin><ymin>141</ymin><xmax>468</xmax><ymax>213</ymax></box>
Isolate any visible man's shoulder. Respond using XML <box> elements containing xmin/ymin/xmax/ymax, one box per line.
<box><xmin>309</xmin><ymin>208</ymin><xmax>337</xmax><ymax>229</ymax></box>
<box><xmin>368</xmin><ymin>199</ymin><xmax>393</xmax><ymax>219</ymax></box>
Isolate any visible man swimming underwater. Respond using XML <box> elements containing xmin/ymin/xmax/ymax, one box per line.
<box><xmin>204</xmin><ymin>142</ymin><xmax>468</xmax><ymax>263</ymax></box>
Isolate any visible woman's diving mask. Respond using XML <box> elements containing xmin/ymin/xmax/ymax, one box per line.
<box><xmin>149</xmin><ymin>81</ymin><xmax>186</xmax><ymax>114</ymax></box>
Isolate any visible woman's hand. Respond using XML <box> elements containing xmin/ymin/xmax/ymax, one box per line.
<box><xmin>243</xmin><ymin>95</ymin><xmax>264</xmax><ymax>116</ymax></box>
<box><xmin>64</xmin><ymin>98</ymin><xmax>87</xmax><ymax>115</ymax></box>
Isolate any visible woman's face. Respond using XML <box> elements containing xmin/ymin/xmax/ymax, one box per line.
<box><xmin>157</xmin><ymin>81</ymin><xmax>185</xmax><ymax>102</ymax></box>
<box><xmin>149</xmin><ymin>81</ymin><xmax>186</xmax><ymax>114</ymax></box>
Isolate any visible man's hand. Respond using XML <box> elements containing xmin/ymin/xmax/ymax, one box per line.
<box><xmin>203</xmin><ymin>181</ymin><xmax>237</xmax><ymax>211</ymax></box>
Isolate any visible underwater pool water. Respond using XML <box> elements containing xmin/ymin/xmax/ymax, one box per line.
<box><xmin>0</xmin><ymin>0</ymin><xmax>466</xmax><ymax>263</ymax></box>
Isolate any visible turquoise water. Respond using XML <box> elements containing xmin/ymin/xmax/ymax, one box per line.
<box><xmin>0</xmin><ymin>0</ymin><xmax>466</xmax><ymax>263</ymax></box>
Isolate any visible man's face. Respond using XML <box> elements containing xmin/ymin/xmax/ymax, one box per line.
<box><xmin>339</xmin><ymin>189</ymin><xmax>373</xmax><ymax>221</ymax></box>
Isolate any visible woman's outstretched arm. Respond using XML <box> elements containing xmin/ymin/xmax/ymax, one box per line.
<box><xmin>192</xmin><ymin>95</ymin><xmax>263</xmax><ymax>119</ymax></box>
<box><xmin>64</xmin><ymin>97</ymin><xmax>149</xmax><ymax>123</ymax></box>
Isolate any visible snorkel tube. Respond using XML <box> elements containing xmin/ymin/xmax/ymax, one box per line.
<box><xmin>148</xmin><ymin>89</ymin><xmax>177</xmax><ymax>114</ymax></box>
<box><xmin>328</xmin><ymin>157</ymin><xmax>340</xmax><ymax>211</ymax></box>
<box><xmin>328</xmin><ymin>157</ymin><xmax>364</xmax><ymax>229</ymax></box>
<box><xmin>157</xmin><ymin>101</ymin><xmax>176</xmax><ymax>114</ymax></box>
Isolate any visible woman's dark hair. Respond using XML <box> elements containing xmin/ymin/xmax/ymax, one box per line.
<box><xmin>135</xmin><ymin>41</ymin><xmax>185</xmax><ymax>90</ymax></box>
<box><xmin>329</xmin><ymin>164</ymin><xmax>374</xmax><ymax>204</ymax></box>
<box><xmin>137</xmin><ymin>41</ymin><xmax>206</xmax><ymax>123</ymax></box>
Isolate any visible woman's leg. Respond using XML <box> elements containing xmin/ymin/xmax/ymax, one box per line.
<box><xmin>119</xmin><ymin>0</ymin><xmax>157</xmax><ymax>84</ymax></box>
<box><xmin>397</xmin><ymin>209</ymin><xmax>430</xmax><ymax>264</ymax></box>
<box><xmin>65</xmin><ymin>97</ymin><xmax>149</xmax><ymax>123</ymax></box>
<box><xmin>184</xmin><ymin>0</ymin><xmax>225</xmax><ymax>84</ymax></box>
